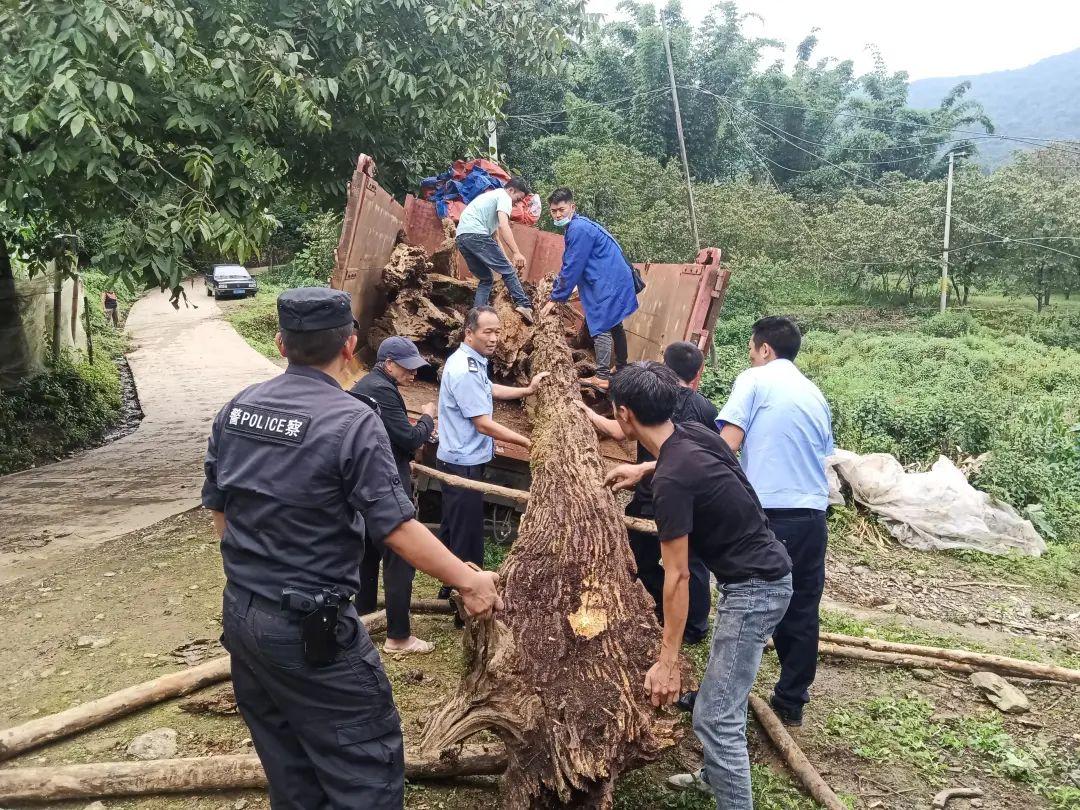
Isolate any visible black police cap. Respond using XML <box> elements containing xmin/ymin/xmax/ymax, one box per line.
<box><xmin>277</xmin><ymin>288</ymin><xmax>354</xmax><ymax>332</ymax></box>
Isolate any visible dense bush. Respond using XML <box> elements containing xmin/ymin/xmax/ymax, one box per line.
<box><xmin>286</xmin><ymin>212</ymin><xmax>342</xmax><ymax>288</ymax></box>
<box><xmin>0</xmin><ymin>352</ymin><xmax>122</xmax><ymax>474</ymax></box>
<box><xmin>704</xmin><ymin>307</ymin><xmax>1080</xmax><ymax>545</ymax></box>
<box><xmin>0</xmin><ymin>269</ymin><xmax>135</xmax><ymax>474</ymax></box>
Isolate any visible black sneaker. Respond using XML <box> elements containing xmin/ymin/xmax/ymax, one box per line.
<box><xmin>769</xmin><ymin>695</ymin><xmax>803</xmax><ymax>727</ymax></box>
<box><xmin>437</xmin><ymin>586</ymin><xmax>453</xmax><ymax>600</ymax></box>
<box><xmin>675</xmin><ymin>690</ymin><xmax>698</xmax><ymax>714</ymax></box>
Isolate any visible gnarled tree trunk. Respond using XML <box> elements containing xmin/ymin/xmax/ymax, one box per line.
<box><xmin>421</xmin><ymin>283</ymin><xmax>680</xmax><ymax>809</ymax></box>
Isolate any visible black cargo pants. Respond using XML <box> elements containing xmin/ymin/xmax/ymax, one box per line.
<box><xmin>221</xmin><ymin>582</ymin><xmax>404</xmax><ymax>809</ymax></box>
<box><xmin>358</xmin><ymin>540</ymin><xmax>415</xmax><ymax>641</ymax></box>
<box><xmin>436</xmin><ymin>460</ymin><xmax>486</xmax><ymax>568</ymax></box>
<box><xmin>767</xmin><ymin>508</ymin><xmax>828</xmax><ymax>714</ymax></box>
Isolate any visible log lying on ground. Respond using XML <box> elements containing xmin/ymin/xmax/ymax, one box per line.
<box><xmin>818</xmin><ymin>641</ymin><xmax>977</xmax><ymax>675</ymax></box>
<box><xmin>0</xmin><ymin>610</ymin><xmax>387</xmax><ymax>762</ymax></box>
<box><xmin>0</xmin><ymin>745</ymin><xmax>507</xmax><ymax>802</ymax></box>
<box><xmin>421</xmin><ymin>282</ymin><xmax>680</xmax><ymax>808</ymax></box>
<box><xmin>748</xmin><ymin>694</ymin><xmax>847</xmax><ymax>810</ymax></box>
<box><xmin>820</xmin><ymin>632</ymin><xmax>1080</xmax><ymax>684</ymax></box>
<box><xmin>412</xmin><ymin>462</ymin><xmax>659</xmax><ymax>535</ymax></box>
<box><xmin>0</xmin><ymin>657</ymin><xmax>231</xmax><ymax>763</ymax></box>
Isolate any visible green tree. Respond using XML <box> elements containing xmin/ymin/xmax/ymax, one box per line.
<box><xmin>0</xmin><ymin>0</ymin><xmax>583</xmax><ymax>297</ymax></box>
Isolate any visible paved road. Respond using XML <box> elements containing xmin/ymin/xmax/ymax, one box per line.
<box><xmin>0</xmin><ymin>288</ymin><xmax>280</xmax><ymax>585</ymax></box>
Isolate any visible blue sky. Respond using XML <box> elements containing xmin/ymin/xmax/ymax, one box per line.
<box><xmin>586</xmin><ymin>0</ymin><xmax>1079</xmax><ymax>80</ymax></box>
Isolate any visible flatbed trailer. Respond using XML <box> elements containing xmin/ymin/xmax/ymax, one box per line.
<box><xmin>330</xmin><ymin>155</ymin><xmax>730</xmax><ymax>534</ymax></box>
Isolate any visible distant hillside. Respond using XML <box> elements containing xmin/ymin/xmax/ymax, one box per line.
<box><xmin>908</xmin><ymin>48</ymin><xmax>1080</xmax><ymax>170</ymax></box>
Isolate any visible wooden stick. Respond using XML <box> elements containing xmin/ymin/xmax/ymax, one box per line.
<box><xmin>0</xmin><ymin>746</ymin><xmax>508</xmax><ymax>802</ymax></box>
<box><xmin>932</xmin><ymin>787</ymin><xmax>984</xmax><ymax>808</ymax></box>
<box><xmin>0</xmin><ymin>609</ymin><xmax>387</xmax><ymax>762</ymax></box>
<box><xmin>820</xmin><ymin>632</ymin><xmax>1080</xmax><ymax>684</ymax></box>
<box><xmin>377</xmin><ymin>598</ymin><xmax>455</xmax><ymax>615</ymax></box>
<box><xmin>748</xmin><ymin>694</ymin><xmax>847</xmax><ymax>810</ymax></box>
<box><xmin>412</xmin><ymin>462</ymin><xmax>658</xmax><ymax>535</ymax></box>
<box><xmin>944</xmin><ymin>581</ymin><xmax>1029</xmax><ymax>590</ymax></box>
<box><xmin>819</xmin><ymin>642</ymin><xmax>977</xmax><ymax>675</ymax></box>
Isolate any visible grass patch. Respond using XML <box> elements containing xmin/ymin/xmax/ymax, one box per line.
<box><xmin>224</xmin><ymin>290</ymin><xmax>285</xmax><ymax>360</ymax></box>
<box><xmin>612</xmin><ymin>759</ymin><xmax>824</xmax><ymax>809</ymax></box>
<box><xmin>0</xmin><ymin>268</ymin><xmax>138</xmax><ymax>474</ymax></box>
<box><xmin>825</xmin><ymin>696</ymin><xmax>1080</xmax><ymax>807</ymax></box>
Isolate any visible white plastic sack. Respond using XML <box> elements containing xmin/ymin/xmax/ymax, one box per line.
<box><xmin>827</xmin><ymin>449</ymin><xmax>1046</xmax><ymax>557</ymax></box>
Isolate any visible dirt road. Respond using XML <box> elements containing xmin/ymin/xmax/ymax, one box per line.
<box><xmin>0</xmin><ymin>288</ymin><xmax>280</xmax><ymax>585</ymax></box>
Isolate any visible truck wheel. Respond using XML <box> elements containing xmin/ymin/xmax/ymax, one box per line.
<box><xmin>489</xmin><ymin>504</ymin><xmax>519</xmax><ymax>545</ymax></box>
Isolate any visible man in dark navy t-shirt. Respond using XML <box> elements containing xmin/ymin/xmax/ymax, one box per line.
<box><xmin>604</xmin><ymin>362</ymin><xmax>792</xmax><ymax>810</ymax></box>
<box><xmin>577</xmin><ymin>341</ymin><xmax>717</xmax><ymax>642</ymax></box>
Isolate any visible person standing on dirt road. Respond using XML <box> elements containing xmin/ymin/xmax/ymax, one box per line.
<box><xmin>102</xmin><ymin>290</ymin><xmax>119</xmax><ymax>327</ymax></box>
<box><xmin>455</xmin><ymin>178</ymin><xmax>536</xmax><ymax>322</ymax></box>
<box><xmin>351</xmin><ymin>336</ymin><xmax>438</xmax><ymax>656</ymax></box>
<box><xmin>435</xmin><ymin>306</ymin><xmax>549</xmax><ymax>589</ymax></box>
<box><xmin>717</xmin><ymin>316</ymin><xmax>834</xmax><ymax>728</ymax></box>
<box><xmin>202</xmin><ymin>287</ymin><xmax>502</xmax><ymax>810</ymax></box>
<box><xmin>541</xmin><ymin>187</ymin><xmax>640</xmax><ymax>392</ymax></box>
<box><xmin>576</xmin><ymin>341</ymin><xmax>716</xmax><ymax>644</ymax></box>
<box><xmin>605</xmin><ymin>362</ymin><xmax>792</xmax><ymax>810</ymax></box>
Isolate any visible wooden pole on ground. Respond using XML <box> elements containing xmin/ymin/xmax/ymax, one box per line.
<box><xmin>0</xmin><ymin>745</ymin><xmax>507</xmax><ymax>803</ymax></box>
<box><xmin>818</xmin><ymin>642</ymin><xmax>976</xmax><ymax>675</ymax></box>
<box><xmin>820</xmin><ymin>632</ymin><xmax>1080</xmax><ymax>684</ymax></box>
<box><xmin>0</xmin><ymin>610</ymin><xmax>387</xmax><ymax>762</ymax></box>
<box><xmin>378</xmin><ymin>598</ymin><xmax>454</xmax><ymax>615</ymax></box>
<box><xmin>413</xmin><ymin>462</ymin><xmax>659</xmax><ymax>535</ymax></box>
<box><xmin>748</xmin><ymin>694</ymin><xmax>846</xmax><ymax>810</ymax></box>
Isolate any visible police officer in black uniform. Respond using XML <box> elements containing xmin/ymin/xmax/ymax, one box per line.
<box><xmin>203</xmin><ymin>287</ymin><xmax>501</xmax><ymax>810</ymax></box>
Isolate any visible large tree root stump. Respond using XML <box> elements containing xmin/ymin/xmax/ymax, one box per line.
<box><xmin>0</xmin><ymin>746</ymin><xmax>507</xmax><ymax>803</ymax></box>
<box><xmin>420</xmin><ymin>284</ymin><xmax>679</xmax><ymax>809</ymax></box>
<box><xmin>748</xmin><ymin>694</ymin><xmax>846</xmax><ymax>810</ymax></box>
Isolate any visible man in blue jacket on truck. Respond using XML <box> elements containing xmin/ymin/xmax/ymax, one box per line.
<box><xmin>540</xmin><ymin>187</ymin><xmax>639</xmax><ymax>391</ymax></box>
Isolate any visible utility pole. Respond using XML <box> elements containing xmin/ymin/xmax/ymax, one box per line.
<box><xmin>940</xmin><ymin>151</ymin><xmax>958</xmax><ymax>313</ymax></box>
<box><xmin>662</xmin><ymin>22</ymin><xmax>700</xmax><ymax>251</ymax></box>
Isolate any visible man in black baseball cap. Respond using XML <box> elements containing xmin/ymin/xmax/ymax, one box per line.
<box><xmin>352</xmin><ymin>336</ymin><xmax>438</xmax><ymax>654</ymax></box>
<box><xmin>203</xmin><ymin>287</ymin><xmax>501</xmax><ymax>808</ymax></box>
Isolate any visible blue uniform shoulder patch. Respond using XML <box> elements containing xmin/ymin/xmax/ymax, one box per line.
<box><xmin>467</xmin><ymin>357</ymin><xmax>479</xmax><ymax>372</ymax></box>
<box><xmin>225</xmin><ymin>404</ymin><xmax>310</xmax><ymax>444</ymax></box>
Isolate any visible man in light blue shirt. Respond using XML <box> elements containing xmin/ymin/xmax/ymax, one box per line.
<box><xmin>436</xmin><ymin>306</ymin><xmax>548</xmax><ymax>587</ymax></box>
<box><xmin>455</xmin><ymin>179</ymin><xmax>534</xmax><ymax>321</ymax></box>
<box><xmin>718</xmin><ymin>316</ymin><xmax>834</xmax><ymax>728</ymax></box>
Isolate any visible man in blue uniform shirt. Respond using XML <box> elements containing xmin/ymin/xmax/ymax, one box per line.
<box><xmin>717</xmin><ymin>316</ymin><xmax>834</xmax><ymax>727</ymax></box>
<box><xmin>436</xmin><ymin>305</ymin><xmax>549</xmax><ymax>585</ymax></box>
<box><xmin>541</xmin><ymin>187</ymin><xmax>639</xmax><ymax>391</ymax></box>
<box><xmin>203</xmin><ymin>288</ymin><xmax>501</xmax><ymax>809</ymax></box>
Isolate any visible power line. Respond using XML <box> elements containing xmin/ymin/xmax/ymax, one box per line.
<box><xmin>720</xmin><ymin>104</ymin><xmax>940</xmax><ymax>269</ymax></box>
<box><xmin>714</xmin><ymin>94</ymin><xmax>1080</xmax><ymax>264</ymax></box>
<box><xmin>729</xmin><ymin>94</ymin><xmax>1080</xmax><ymax>157</ymax></box>
<box><xmin>504</xmin><ymin>88</ymin><xmax>668</xmax><ymax>122</ymax></box>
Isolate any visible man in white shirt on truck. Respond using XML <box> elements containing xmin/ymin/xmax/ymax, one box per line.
<box><xmin>455</xmin><ymin>178</ymin><xmax>535</xmax><ymax>323</ymax></box>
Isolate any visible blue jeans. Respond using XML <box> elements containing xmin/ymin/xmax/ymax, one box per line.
<box><xmin>693</xmin><ymin>574</ymin><xmax>793</xmax><ymax>810</ymax></box>
<box><xmin>455</xmin><ymin>233</ymin><xmax>531</xmax><ymax>309</ymax></box>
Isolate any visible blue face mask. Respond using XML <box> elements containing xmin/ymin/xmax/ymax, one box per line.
<box><xmin>553</xmin><ymin>215</ymin><xmax>572</xmax><ymax>227</ymax></box>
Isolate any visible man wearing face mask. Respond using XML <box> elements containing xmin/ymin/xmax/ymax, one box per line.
<box><xmin>540</xmin><ymin>187</ymin><xmax>640</xmax><ymax>391</ymax></box>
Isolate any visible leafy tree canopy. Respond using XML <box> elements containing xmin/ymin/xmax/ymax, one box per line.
<box><xmin>0</xmin><ymin>0</ymin><xmax>585</xmax><ymax>292</ymax></box>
